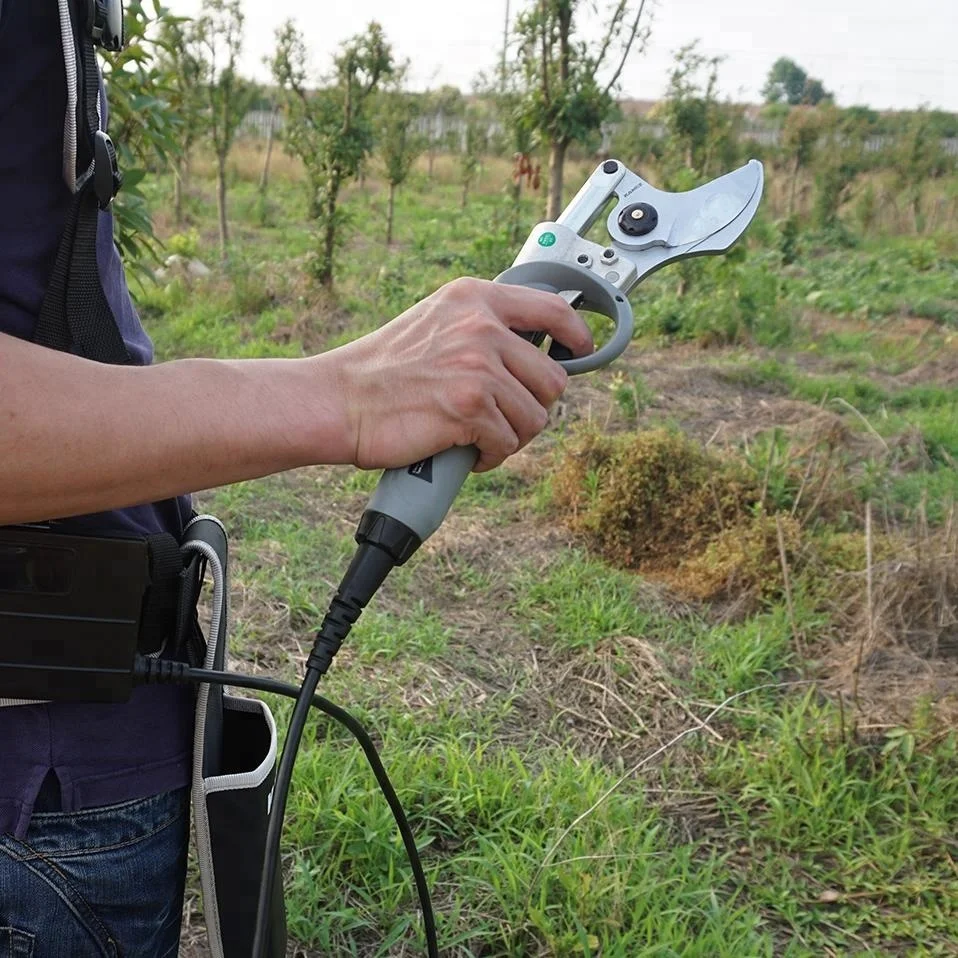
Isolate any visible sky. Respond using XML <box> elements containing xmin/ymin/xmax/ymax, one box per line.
<box><xmin>167</xmin><ymin>0</ymin><xmax>958</xmax><ymax>113</ymax></box>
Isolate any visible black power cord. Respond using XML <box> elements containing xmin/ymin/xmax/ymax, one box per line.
<box><xmin>136</xmin><ymin>656</ymin><xmax>438</xmax><ymax>958</ymax></box>
<box><xmin>250</xmin><ymin>540</ymin><xmax>400</xmax><ymax>957</ymax></box>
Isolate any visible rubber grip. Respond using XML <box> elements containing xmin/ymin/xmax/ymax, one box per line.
<box><xmin>365</xmin><ymin>446</ymin><xmax>479</xmax><ymax>544</ymax></box>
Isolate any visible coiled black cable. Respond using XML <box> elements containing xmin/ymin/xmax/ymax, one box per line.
<box><xmin>135</xmin><ymin>656</ymin><xmax>438</xmax><ymax>957</ymax></box>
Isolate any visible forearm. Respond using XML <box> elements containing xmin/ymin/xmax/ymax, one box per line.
<box><xmin>0</xmin><ymin>333</ymin><xmax>351</xmax><ymax>525</ymax></box>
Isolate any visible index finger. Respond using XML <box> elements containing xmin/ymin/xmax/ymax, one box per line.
<box><xmin>486</xmin><ymin>283</ymin><xmax>594</xmax><ymax>359</ymax></box>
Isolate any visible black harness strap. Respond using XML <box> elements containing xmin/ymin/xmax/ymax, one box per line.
<box><xmin>140</xmin><ymin>532</ymin><xmax>188</xmax><ymax>655</ymax></box>
<box><xmin>33</xmin><ymin>6</ymin><xmax>130</xmax><ymax>365</ymax></box>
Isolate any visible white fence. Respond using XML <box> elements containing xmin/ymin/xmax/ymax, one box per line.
<box><xmin>240</xmin><ymin>108</ymin><xmax>958</xmax><ymax>158</ymax></box>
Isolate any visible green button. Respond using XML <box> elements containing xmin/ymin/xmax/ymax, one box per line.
<box><xmin>538</xmin><ymin>232</ymin><xmax>557</xmax><ymax>248</ymax></box>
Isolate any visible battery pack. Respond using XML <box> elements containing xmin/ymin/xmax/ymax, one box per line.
<box><xmin>0</xmin><ymin>526</ymin><xmax>149</xmax><ymax>702</ymax></box>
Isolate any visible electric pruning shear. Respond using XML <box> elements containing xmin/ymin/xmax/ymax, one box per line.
<box><xmin>252</xmin><ymin>157</ymin><xmax>766</xmax><ymax>957</ymax></box>
<box><xmin>362</xmin><ymin>156</ymin><xmax>765</xmax><ymax>550</ymax></box>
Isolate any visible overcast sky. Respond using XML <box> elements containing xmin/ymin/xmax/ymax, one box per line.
<box><xmin>167</xmin><ymin>0</ymin><xmax>958</xmax><ymax>113</ymax></box>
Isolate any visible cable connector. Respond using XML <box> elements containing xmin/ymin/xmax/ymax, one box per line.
<box><xmin>133</xmin><ymin>655</ymin><xmax>191</xmax><ymax>686</ymax></box>
<box><xmin>307</xmin><ymin>540</ymin><xmax>396</xmax><ymax>676</ymax></box>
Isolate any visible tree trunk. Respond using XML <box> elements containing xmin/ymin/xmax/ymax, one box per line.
<box><xmin>912</xmin><ymin>191</ymin><xmax>923</xmax><ymax>234</ymax></box>
<box><xmin>510</xmin><ymin>178</ymin><xmax>523</xmax><ymax>246</ymax></box>
<box><xmin>386</xmin><ymin>182</ymin><xmax>396</xmax><ymax>245</ymax></box>
<box><xmin>259</xmin><ymin>110</ymin><xmax>276</xmax><ymax>195</ymax></box>
<box><xmin>546</xmin><ymin>139</ymin><xmax>567</xmax><ymax>221</ymax></box>
<box><xmin>788</xmin><ymin>155</ymin><xmax>800</xmax><ymax>216</ymax></box>
<box><xmin>319</xmin><ymin>184</ymin><xmax>339</xmax><ymax>288</ymax></box>
<box><xmin>173</xmin><ymin>158</ymin><xmax>184</xmax><ymax>225</ymax></box>
<box><xmin>216</xmin><ymin>151</ymin><xmax>229</xmax><ymax>259</ymax></box>
<box><xmin>461</xmin><ymin>180</ymin><xmax>469</xmax><ymax>210</ymax></box>
<box><xmin>428</xmin><ymin>149</ymin><xmax>435</xmax><ymax>178</ymax></box>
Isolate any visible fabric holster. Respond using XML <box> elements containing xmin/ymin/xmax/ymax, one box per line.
<box><xmin>184</xmin><ymin>515</ymin><xmax>287</xmax><ymax>958</ymax></box>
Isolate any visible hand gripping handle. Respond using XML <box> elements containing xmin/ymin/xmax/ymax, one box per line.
<box><xmin>365</xmin><ymin>263</ymin><xmax>634</xmax><ymax>546</ymax></box>
<box><xmin>494</xmin><ymin>261</ymin><xmax>634</xmax><ymax>375</ymax></box>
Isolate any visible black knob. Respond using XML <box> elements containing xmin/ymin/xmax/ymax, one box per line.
<box><xmin>602</xmin><ymin>160</ymin><xmax>619</xmax><ymax>174</ymax></box>
<box><xmin>618</xmin><ymin>202</ymin><xmax>658</xmax><ymax>237</ymax></box>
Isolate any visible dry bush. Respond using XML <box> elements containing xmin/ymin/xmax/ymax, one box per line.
<box><xmin>676</xmin><ymin>513</ymin><xmax>803</xmax><ymax>601</ymax></box>
<box><xmin>553</xmin><ymin>428</ymin><xmax>759</xmax><ymax>564</ymax></box>
<box><xmin>552</xmin><ymin>427</ymin><xmax>806</xmax><ymax>603</ymax></box>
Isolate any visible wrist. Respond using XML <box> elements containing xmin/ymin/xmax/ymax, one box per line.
<box><xmin>294</xmin><ymin>351</ymin><xmax>359</xmax><ymax>467</ymax></box>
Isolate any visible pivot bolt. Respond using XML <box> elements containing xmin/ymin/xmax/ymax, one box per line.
<box><xmin>618</xmin><ymin>202</ymin><xmax>658</xmax><ymax>237</ymax></box>
<box><xmin>602</xmin><ymin>248</ymin><xmax>618</xmax><ymax>265</ymax></box>
<box><xmin>576</xmin><ymin>253</ymin><xmax>593</xmax><ymax>269</ymax></box>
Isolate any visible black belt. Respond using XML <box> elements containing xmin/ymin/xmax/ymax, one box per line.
<box><xmin>0</xmin><ymin>524</ymin><xmax>198</xmax><ymax>703</ymax></box>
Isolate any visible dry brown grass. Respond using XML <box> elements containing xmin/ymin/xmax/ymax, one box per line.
<box><xmin>822</xmin><ymin>506</ymin><xmax>958</xmax><ymax>727</ymax></box>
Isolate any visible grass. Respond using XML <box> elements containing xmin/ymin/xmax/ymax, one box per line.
<box><xmin>710</xmin><ymin>700</ymin><xmax>958</xmax><ymax>954</ymax></box>
<box><xmin>155</xmin><ymin>144</ymin><xmax>958</xmax><ymax>956</ymax></box>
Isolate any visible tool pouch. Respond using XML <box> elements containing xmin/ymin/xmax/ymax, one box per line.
<box><xmin>184</xmin><ymin>515</ymin><xmax>287</xmax><ymax>958</ymax></box>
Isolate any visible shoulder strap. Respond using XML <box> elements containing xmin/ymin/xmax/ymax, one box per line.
<box><xmin>34</xmin><ymin>0</ymin><xmax>130</xmax><ymax>365</ymax></box>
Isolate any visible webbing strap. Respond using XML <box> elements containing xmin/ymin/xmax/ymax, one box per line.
<box><xmin>34</xmin><ymin>179</ymin><xmax>132</xmax><ymax>363</ymax></box>
<box><xmin>140</xmin><ymin>532</ymin><xmax>187</xmax><ymax>654</ymax></box>
<box><xmin>34</xmin><ymin>8</ymin><xmax>131</xmax><ymax>365</ymax></box>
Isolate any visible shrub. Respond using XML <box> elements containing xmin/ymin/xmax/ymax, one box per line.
<box><xmin>552</xmin><ymin>426</ymin><xmax>760</xmax><ymax>569</ymax></box>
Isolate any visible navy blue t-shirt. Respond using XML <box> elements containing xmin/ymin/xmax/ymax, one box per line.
<box><xmin>0</xmin><ymin>0</ymin><xmax>193</xmax><ymax>838</ymax></box>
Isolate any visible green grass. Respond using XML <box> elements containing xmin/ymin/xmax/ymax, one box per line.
<box><xmin>719</xmin><ymin>356</ymin><xmax>958</xmax><ymax>519</ymax></box>
<box><xmin>512</xmin><ymin>551</ymin><xmax>679</xmax><ymax>651</ymax></box>
<box><xmin>710</xmin><ymin>699</ymin><xmax>958</xmax><ymax>954</ymax></box>
<box><xmin>284</xmin><ymin>721</ymin><xmax>778</xmax><ymax>957</ymax></box>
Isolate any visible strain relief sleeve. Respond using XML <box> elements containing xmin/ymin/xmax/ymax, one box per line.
<box><xmin>306</xmin><ymin>537</ymin><xmax>399</xmax><ymax>676</ymax></box>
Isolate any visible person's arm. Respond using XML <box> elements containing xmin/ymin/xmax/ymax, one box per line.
<box><xmin>0</xmin><ymin>278</ymin><xmax>592</xmax><ymax>525</ymax></box>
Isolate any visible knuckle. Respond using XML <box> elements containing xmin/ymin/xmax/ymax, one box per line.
<box><xmin>517</xmin><ymin>405</ymin><xmax>548</xmax><ymax>446</ymax></box>
<box><xmin>449</xmin><ymin>379</ymin><xmax>488</xmax><ymax>419</ymax></box>
<box><xmin>457</xmin><ymin>346</ymin><xmax>495</xmax><ymax>377</ymax></box>
<box><xmin>466</xmin><ymin>308</ymin><xmax>500</xmax><ymax>337</ymax></box>
<box><xmin>448</xmin><ymin>276</ymin><xmax>484</xmax><ymax>300</ymax></box>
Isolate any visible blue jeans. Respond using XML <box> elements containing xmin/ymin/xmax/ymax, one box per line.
<box><xmin>0</xmin><ymin>788</ymin><xmax>189</xmax><ymax>957</ymax></box>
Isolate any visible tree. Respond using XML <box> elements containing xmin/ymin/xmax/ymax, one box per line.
<box><xmin>272</xmin><ymin>20</ymin><xmax>393</xmax><ymax>287</ymax></box>
<box><xmin>154</xmin><ymin>16</ymin><xmax>206</xmax><ymax>225</ymax></box>
<box><xmin>459</xmin><ymin>109</ymin><xmax>488</xmax><ymax>210</ymax></box>
<box><xmin>891</xmin><ymin>108</ymin><xmax>954</xmax><ymax>232</ymax></box>
<box><xmin>100</xmin><ymin>1</ymin><xmax>184</xmax><ymax>279</ymax></box>
<box><xmin>421</xmin><ymin>85</ymin><xmax>465</xmax><ymax>178</ymax></box>
<box><xmin>763</xmin><ymin>57</ymin><xmax>831</xmax><ymax>106</ymax></box>
<box><xmin>378</xmin><ymin>80</ymin><xmax>424</xmax><ymax>244</ymax></box>
<box><xmin>512</xmin><ymin>0</ymin><xmax>651</xmax><ymax>220</ymax></box>
<box><xmin>811</xmin><ymin>105</ymin><xmax>867</xmax><ymax>232</ymax></box>
<box><xmin>657</xmin><ymin>44</ymin><xmax>743</xmax><ymax>183</ymax></box>
<box><xmin>196</xmin><ymin>0</ymin><xmax>253</xmax><ymax>258</ymax></box>
<box><xmin>781</xmin><ymin>106</ymin><xmax>823</xmax><ymax>214</ymax></box>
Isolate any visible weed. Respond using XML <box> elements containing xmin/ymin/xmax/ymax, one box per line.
<box><xmin>607</xmin><ymin>370</ymin><xmax>654</xmax><ymax>422</ymax></box>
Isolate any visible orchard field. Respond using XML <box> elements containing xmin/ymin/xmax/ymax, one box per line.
<box><xmin>127</xmin><ymin>136</ymin><xmax>958</xmax><ymax>957</ymax></box>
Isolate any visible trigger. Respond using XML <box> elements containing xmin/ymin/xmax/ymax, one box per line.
<box><xmin>550</xmin><ymin>288</ymin><xmax>584</xmax><ymax>361</ymax></box>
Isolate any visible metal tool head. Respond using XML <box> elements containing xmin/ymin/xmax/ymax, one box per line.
<box><xmin>514</xmin><ymin>158</ymin><xmax>764</xmax><ymax>297</ymax></box>
<box><xmin>502</xmin><ymin>157</ymin><xmax>764</xmax><ymax>374</ymax></box>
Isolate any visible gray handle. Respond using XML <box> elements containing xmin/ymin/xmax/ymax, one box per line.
<box><xmin>366</xmin><ymin>445</ymin><xmax>478</xmax><ymax>543</ymax></box>
<box><xmin>494</xmin><ymin>261</ymin><xmax>634</xmax><ymax>375</ymax></box>
<box><xmin>366</xmin><ymin>263</ymin><xmax>633</xmax><ymax>546</ymax></box>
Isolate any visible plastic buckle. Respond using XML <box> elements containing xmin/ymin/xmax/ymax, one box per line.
<box><xmin>86</xmin><ymin>0</ymin><xmax>125</xmax><ymax>52</ymax></box>
<box><xmin>93</xmin><ymin>131</ymin><xmax>123</xmax><ymax>210</ymax></box>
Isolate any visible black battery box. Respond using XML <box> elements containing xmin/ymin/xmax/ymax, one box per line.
<box><xmin>0</xmin><ymin>525</ymin><xmax>150</xmax><ymax>702</ymax></box>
